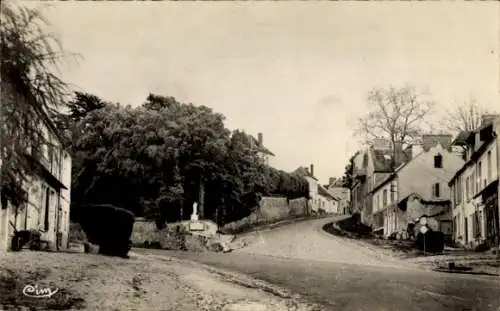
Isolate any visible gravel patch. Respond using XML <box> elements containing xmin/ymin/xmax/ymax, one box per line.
<box><xmin>0</xmin><ymin>250</ymin><xmax>325</xmax><ymax>311</ymax></box>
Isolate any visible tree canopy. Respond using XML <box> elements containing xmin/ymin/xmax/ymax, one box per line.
<box><xmin>70</xmin><ymin>92</ymin><xmax>309</xmax><ymax>227</ymax></box>
<box><xmin>1</xmin><ymin>3</ymin><xmax>75</xmax><ymax>207</ymax></box>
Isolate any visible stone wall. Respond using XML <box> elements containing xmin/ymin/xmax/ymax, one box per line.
<box><xmin>257</xmin><ymin>197</ymin><xmax>289</xmax><ymax>221</ymax></box>
<box><xmin>289</xmin><ymin>197</ymin><xmax>309</xmax><ymax>216</ymax></box>
<box><xmin>222</xmin><ymin>196</ymin><xmax>311</xmax><ymax>233</ymax></box>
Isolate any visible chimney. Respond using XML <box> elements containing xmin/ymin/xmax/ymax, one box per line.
<box><xmin>393</xmin><ymin>142</ymin><xmax>404</xmax><ymax>168</ymax></box>
<box><xmin>310</xmin><ymin>164</ymin><xmax>314</xmax><ymax>177</ymax></box>
<box><xmin>481</xmin><ymin>114</ymin><xmax>500</xmax><ymax>126</ymax></box>
<box><xmin>257</xmin><ymin>133</ymin><xmax>263</xmax><ymax>145</ymax></box>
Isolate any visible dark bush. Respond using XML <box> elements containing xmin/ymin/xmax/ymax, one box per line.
<box><xmin>474</xmin><ymin>242</ymin><xmax>490</xmax><ymax>252</ymax></box>
<box><xmin>79</xmin><ymin>204</ymin><xmax>135</xmax><ymax>258</ymax></box>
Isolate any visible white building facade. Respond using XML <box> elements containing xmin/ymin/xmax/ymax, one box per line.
<box><xmin>450</xmin><ymin>115</ymin><xmax>500</xmax><ymax>249</ymax></box>
<box><xmin>0</xmin><ymin>86</ymin><xmax>72</xmax><ymax>252</ymax></box>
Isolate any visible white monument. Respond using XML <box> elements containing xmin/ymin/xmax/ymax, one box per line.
<box><xmin>189</xmin><ymin>202</ymin><xmax>204</xmax><ymax>231</ymax></box>
<box><xmin>191</xmin><ymin>202</ymin><xmax>199</xmax><ymax>221</ymax></box>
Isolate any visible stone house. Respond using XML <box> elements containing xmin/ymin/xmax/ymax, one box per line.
<box><xmin>294</xmin><ymin>165</ymin><xmax>340</xmax><ymax>214</ymax></box>
<box><xmin>369</xmin><ymin>135</ymin><xmax>464</xmax><ymax>238</ymax></box>
<box><xmin>326</xmin><ymin>177</ymin><xmax>350</xmax><ymax>215</ymax></box>
<box><xmin>449</xmin><ymin>115</ymin><xmax>500</xmax><ymax>249</ymax></box>
<box><xmin>0</xmin><ymin>81</ymin><xmax>72</xmax><ymax>252</ymax></box>
<box><xmin>350</xmin><ymin>139</ymin><xmax>408</xmax><ymax>227</ymax></box>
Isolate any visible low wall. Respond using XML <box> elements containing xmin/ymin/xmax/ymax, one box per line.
<box><xmin>289</xmin><ymin>197</ymin><xmax>309</xmax><ymax>216</ymax></box>
<box><xmin>132</xmin><ymin>218</ymin><xmax>223</xmax><ymax>251</ymax></box>
<box><xmin>222</xmin><ymin>196</ymin><xmax>311</xmax><ymax>233</ymax></box>
<box><xmin>257</xmin><ymin>197</ymin><xmax>289</xmax><ymax>221</ymax></box>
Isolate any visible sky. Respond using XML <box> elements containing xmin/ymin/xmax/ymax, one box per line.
<box><xmin>23</xmin><ymin>1</ymin><xmax>500</xmax><ymax>184</ymax></box>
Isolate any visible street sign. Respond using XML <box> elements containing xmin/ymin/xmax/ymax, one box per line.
<box><xmin>420</xmin><ymin>225</ymin><xmax>428</xmax><ymax>234</ymax></box>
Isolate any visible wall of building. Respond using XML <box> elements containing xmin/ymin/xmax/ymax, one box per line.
<box><xmin>372</xmin><ymin>143</ymin><xmax>461</xmax><ymax>237</ymax></box>
<box><xmin>451</xmin><ymin>138</ymin><xmax>498</xmax><ymax>249</ymax></box>
<box><xmin>398</xmin><ymin>144</ymin><xmax>463</xmax><ymax>201</ymax></box>
<box><xmin>328</xmin><ymin>186</ymin><xmax>350</xmax><ymax>214</ymax></box>
<box><xmin>372</xmin><ymin>179</ymin><xmax>396</xmax><ymax>231</ymax></box>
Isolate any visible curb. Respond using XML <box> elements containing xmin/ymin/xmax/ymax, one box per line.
<box><xmin>432</xmin><ymin>268</ymin><xmax>499</xmax><ymax>277</ymax></box>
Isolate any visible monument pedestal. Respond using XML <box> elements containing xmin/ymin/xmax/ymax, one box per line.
<box><xmin>189</xmin><ymin>202</ymin><xmax>204</xmax><ymax>231</ymax></box>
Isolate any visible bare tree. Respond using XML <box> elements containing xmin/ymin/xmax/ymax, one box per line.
<box><xmin>1</xmin><ymin>3</ymin><xmax>77</xmax><ymax>207</ymax></box>
<box><xmin>356</xmin><ymin>85</ymin><xmax>435</xmax><ymax>151</ymax></box>
<box><xmin>443</xmin><ymin>98</ymin><xmax>494</xmax><ymax>135</ymax></box>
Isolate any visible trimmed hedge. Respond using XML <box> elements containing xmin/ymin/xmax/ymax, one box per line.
<box><xmin>79</xmin><ymin>204</ymin><xmax>135</xmax><ymax>257</ymax></box>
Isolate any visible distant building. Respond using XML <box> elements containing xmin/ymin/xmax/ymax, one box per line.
<box><xmin>449</xmin><ymin>115</ymin><xmax>500</xmax><ymax>249</ymax></box>
<box><xmin>0</xmin><ymin>79</ymin><xmax>72</xmax><ymax>252</ymax></box>
<box><xmin>294</xmin><ymin>165</ymin><xmax>340</xmax><ymax>214</ymax></box>
<box><xmin>369</xmin><ymin>135</ymin><xmax>464</xmax><ymax>238</ymax></box>
<box><xmin>326</xmin><ymin>177</ymin><xmax>350</xmax><ymax>215</ymax></box>
<box><xmin>249</xmin><ymin>132</ymin><xmax>275</xmax><ymax>166</ymax></box>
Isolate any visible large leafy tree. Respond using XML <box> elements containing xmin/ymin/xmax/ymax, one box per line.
<box><xmin>71</xmin><ymin>92</ymin><xmax>309</xmax><ymax>227</ymax></box>
<box><xmin>1</xmin><ymin>3</ymin><xmax>76</xmax><ymax>207</ymax></box>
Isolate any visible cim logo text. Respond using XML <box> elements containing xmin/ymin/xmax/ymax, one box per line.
<box><xmin>22</xmin><ymin>284</ymin><xmax>59</xmax><ymax>298</ymax></box>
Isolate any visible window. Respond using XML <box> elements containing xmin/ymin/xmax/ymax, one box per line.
<box><xmin>487</xmin><ymin>151</ymin><xmax>492</xmax><ymax>182</ymax></box>
<box><xmin>434</xmin><ymin>154</ymin><xmax>443</xmax><ymax>168</ymax></box>
<box><xmin>390</xmin><ymin>187</ymin><xmax>395</xmax><ymax>203</ymax></box>
<box><xmin>456</xmin><ymin>175</ymin><xmax>462</xmax><ymax>205</ymax></box>
<box><xmin>44</xmin><ymin>187</ymin><xmax>50</xmax><ymax>231</ymax></box>
<box><xmin>473</xmin><ymin>211</ymin><xmax>480</xmax><ymax>238</ymax></box>
<box><xmin>433</xmin><ymin>183</ymin><xmax>440</xmax><ymax>197</ymax></box>
<box><xmin>478</xmin><ymin>210</ymin><xmax>484</xmax><ymax>239</ymax></box>
<box><xmin>382</xmin><ymin>189</ymin><xmax>388</xmax><ymax>207</ymax></box>
<box><xmin>465</xmin><ymin>176</ymin><xmax>470</xmax><ymax>201</ymax></box>
<box><xmin>477</xmin><ymin>162</ymin><xmax>482</xmax><ymax>191</ymax></box>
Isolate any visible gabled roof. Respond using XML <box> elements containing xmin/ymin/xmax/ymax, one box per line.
<box><xmin>422</xmin><ymin>134</ymin><xmax>453</xmax><ymax>152</ymax></box>
<box><xmin>318</xmin><ymin>184</ymin><xmax>338</xmax><ymax>200</ymax></box>
<box><xmin>370</xmin><ymin>148</ymin><xmax>410</xmax><ymax>172</ymax></box>
<box><xmin>292</xmin><ymin>166</ymin><xmax>318</xmax><ymax>181</ymax></box>
<box><xmin>250</xmin><ymin>135</ymin><xmax>275</xmax><ymax>156</ymax></box>
<box><xmin>452</xmin><ymin>130</ymin><xmax>472</xmax><ymax>146</ymax></box>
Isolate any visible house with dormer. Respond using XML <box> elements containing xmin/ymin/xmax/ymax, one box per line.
<box><xmin>449</xmin><ymin>115</ymin><xmax>500</xmax><ymax>249</ymax></box>
<box><xmin>350</xmin><ymin>139</ymin><xmax>409</xmax><ymax>227</ymax></box>
<box><xmin>369</xmin><ymin>135</ymin><xmax>463</xmax><ymax>238</ymax></box>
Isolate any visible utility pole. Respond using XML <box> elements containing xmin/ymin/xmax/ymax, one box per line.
<box><xmin>387</xmin><ymin>139</ymin><xmax>397</xmax><ymax>238</ymax></box>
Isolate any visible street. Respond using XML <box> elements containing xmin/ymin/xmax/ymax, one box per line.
<box><xmin>136</xmin><ymin>217</ymin><xmax>500</xmax><ymax>311</ymax></box>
